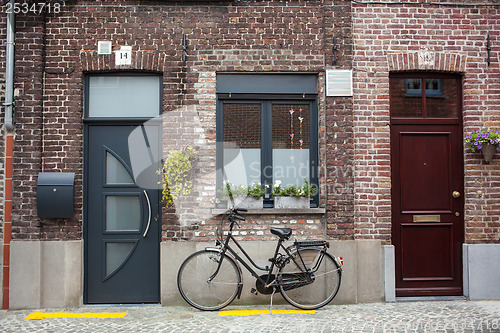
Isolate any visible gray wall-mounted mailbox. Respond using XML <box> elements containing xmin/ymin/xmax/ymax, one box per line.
<box><xmin>37</xmin><ymin>172</ymin><xmax>75</xmax><ymax>219</ymax></box>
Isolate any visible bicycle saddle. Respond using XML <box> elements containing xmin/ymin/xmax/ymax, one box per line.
<box><xmin>270</xmin><ymin>228</ymin><xmax>292</xmax><ymax>240</ymax></box>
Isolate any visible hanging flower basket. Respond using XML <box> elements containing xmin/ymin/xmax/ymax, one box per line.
<box><xmin>465</xmin><ymin>129</ymin><xmax>500</xmax><ymax>164</ymax></box>
<box><xmin>481</xmin><ymin>143</ymin><xmax>497</xmax><ymax>164</ymax></box>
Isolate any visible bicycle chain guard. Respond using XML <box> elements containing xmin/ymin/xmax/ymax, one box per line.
<box><xmin>256</xmin><ymin>274</ymin><xmax>276</xmax><ymax>295</ymax></box>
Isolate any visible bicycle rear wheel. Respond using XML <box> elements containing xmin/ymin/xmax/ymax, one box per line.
<box><xmin>177</xmin><ymin>249</ymin><xmax>241</xmax><ymax>311</ymax></box>
<box><xmin>279</xmin><ymin>248</ymin><xmax>341</xmax><ymax>310</ymax></box>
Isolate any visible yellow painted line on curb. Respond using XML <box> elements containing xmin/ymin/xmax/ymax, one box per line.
<box><xmin>26</xmin><ymin>312</ymin><xmax>128</xmax><ymax>320</ymax></box>
<box><xmin>219</xmin><ymin>309</ymin><xmax>315</xmax><ymax>317</ymax></box>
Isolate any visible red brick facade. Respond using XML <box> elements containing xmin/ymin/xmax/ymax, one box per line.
<box><xmin>2</xmin><ymin>0</ymin><xmax>499</xmax><ymax>245</ymax></box>
<box><xmin>1</xmin><ymin>0</ymin><xmax>354</xmax><ymax>242</ymax></box>
<box><xmin>353</xmin><ymin>1</ymin><xmax>500</xmax><ymax>243</ymax></box>
<box><xmin>0</xmin><ymin>12</ymin><xmax>5</xmax><ymax>241</ymax></box>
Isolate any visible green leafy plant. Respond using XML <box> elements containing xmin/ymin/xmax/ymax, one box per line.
<box><xmin>218</xmin><ymin>182</ymin><xmax>267</xmax><ymax>201</ymax></box>
<box><xmin>158</xmin><ymin>146</ymin><xmax>197</xmax><ymax>207</ymax></box>
<box><xmin>246</xmin><ymin>183</ymin><xmax>267</xmax><ymax>198</ymax></box>
<box><xmin>465</xmin><ymin>128</ymin><xmax>500</xmax><ymax>153</ymax></box>
<box><xmin>271</xmin><ymin>179</ymin><xmax>317</xmax><ymax>198</ymax></box>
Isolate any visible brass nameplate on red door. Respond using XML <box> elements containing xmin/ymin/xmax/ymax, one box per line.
<box><xmin>413</xmin><ymin>215</ymin><xmax>441</xmax><ymax>223</ymax></box>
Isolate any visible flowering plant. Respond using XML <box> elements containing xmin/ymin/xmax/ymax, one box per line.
<box><xmin>158</xmin><ymin>146</ymin><xmax>197</xmax><ymax>207</ymax></box>
<box><xmin>271</xmin><ymin>179</ymin><xmax>316</xmax><ymax>198</ymax></box>
<box><xmin>465</xmin><ymin>129</ymin><xmax>500</xmax><ymax>153</ymax></box>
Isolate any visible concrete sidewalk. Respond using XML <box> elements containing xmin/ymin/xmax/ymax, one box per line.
<box><xmin>0</xmin><ymin>300</ymin><xmax>498</xmax><ymax>332</ymax></box>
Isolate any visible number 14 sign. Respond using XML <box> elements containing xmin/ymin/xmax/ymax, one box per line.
<box><xmin>115</xmin><ymin>46</ymin><xmax>132</xmax><ymax>66</ymax></box>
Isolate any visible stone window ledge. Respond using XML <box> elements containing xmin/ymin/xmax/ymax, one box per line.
<box><xmin>211</xmin><ymin>208</ymin><xmax>326</xmax><ymax>216</ymax></box>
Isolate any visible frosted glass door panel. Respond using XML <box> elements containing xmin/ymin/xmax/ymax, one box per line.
<box><xmin>106</xmin><ymin>242</ymin><xmax>135</xmax><ymax>276</ymax></box>
<box><xmin>88</xmin><ymin>76</ymin><xmax>160</xmax><ymax>118</ymax></box>
<box><xmin>106</xmin><ymin>152</ymin><xmax>134</xmax><ymax>184</ymax></box>
<box><xmin>106</xmin><ymin>195</ymin><xmax>141</xmax><ymax>231</ymax></box>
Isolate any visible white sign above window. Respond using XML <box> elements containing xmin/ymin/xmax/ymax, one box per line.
<box><xmin>115</xmin><ymin>46</ymin><xmax>132</xmax><ymax>66</ymax></box>
<box><xmin>326</xmin><ymin>70</ymin><xmax>353</xmax><ymax>97</ymax></box>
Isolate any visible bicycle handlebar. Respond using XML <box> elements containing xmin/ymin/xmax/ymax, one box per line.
<box><xmin>228</xmin><ymin>207</ymin><xmax>246</xmax><ymax>223</ymax></box>
<box><xmin>234</xmin><ymin>214</ymin><xmax>245</xmax><ymax>221</ymax></box>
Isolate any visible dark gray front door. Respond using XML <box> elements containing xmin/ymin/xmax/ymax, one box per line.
<box><xmin>85</xmin><ymin>124</ymin><xmax>160</xmax><ymax>304</ymax></box>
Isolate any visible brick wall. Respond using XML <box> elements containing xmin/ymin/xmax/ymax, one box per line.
<box><xmin>0</xmin><ymin>12</ymin><xmax>6</xmax><ymax>240</ymax></box>
<box><xmin>353</xmin><ymin>1</ymin><xmax>500</xmax><ymax>243</ymax></box>
<box><xmin>0</xmin><ymin>124</ymin><xmax>4</xmax><ymax>240</ymax></box>
<box><xmin>324</xmin><ymin>2</ymin><xmax>355</xmax><ymax>240</ymax></box>
<box><xmin>7</xmin><ymin>0</ymin><xmax>354</xmax><ymax>242</ymax></box>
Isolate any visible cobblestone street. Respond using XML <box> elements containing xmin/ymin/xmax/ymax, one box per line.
<box><xmin>0</xmin><ymin>300</ymin><xmax>498</xmax><ymax>332</ymax></box>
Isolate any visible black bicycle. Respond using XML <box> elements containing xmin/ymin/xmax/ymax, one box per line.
<box><xmin>177</xmin><ymin>207</ymin><xmax>342</xmax><ymax>311</ymax></box>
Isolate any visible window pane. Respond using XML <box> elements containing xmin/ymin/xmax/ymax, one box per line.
<box><xmin>427</xmin><ymin>78</ymin><xmax>457</xmax><ymax>118</ymax></box>
<box><xmin>390</xmin><ymin>78</ymin><xmax>423</xmax><ymax>118</ymax></box>
<box><xmin>406</xmin><ymin>78</ymin><xmax>422</xmax><ymax>95</ymax></box>
<box><xmin>88</xmin><ymin>76</ymin><xmax>160</xmax><ymax>118</ymax></box>
<box><xmin>272</xmin><ymin>104</ymin><xmax>310</xmax><ymax>186</ymax></box>
<box><xmin>106</xmin><ymin>242</ymin><xmax>134</xmax><ymax>276</ymax></box>
<box><xmin>106</xmin><ymin>195</ymin><xmax>141</xmax><ymax>231</ymax></box>
<box><xmin>106</xmin><ymin>152</ymin><xmax>134</xmax><ymax>184</ymax></box>
<box><xmin>222</xmin><ymin>104</ymin><xmax>261</xmax><ymax>186</ymax></box>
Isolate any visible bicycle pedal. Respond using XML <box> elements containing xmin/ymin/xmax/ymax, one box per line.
<box><xmin>250</xmin><ymin>288</ymin><xmax>258</xmax><ymax>295</ymax></box>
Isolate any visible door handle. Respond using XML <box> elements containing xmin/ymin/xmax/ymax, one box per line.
<box><xmin>452</xmin><ymin>191</ymin><xmax>460</xmax><ymax>199</ymax></box>
<box><xmin>143</xmin><ymin>190</ymin><xmax>152</xmax><ymax>238</ymax></box>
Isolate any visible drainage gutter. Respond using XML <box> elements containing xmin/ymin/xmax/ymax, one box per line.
<box><xmin>4</xmin><ymin>0</ymin><xmax>15</xmax><ymax>131</ymax></box>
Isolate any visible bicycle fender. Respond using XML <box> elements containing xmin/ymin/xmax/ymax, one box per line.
<box><xmin>204</xmin><ymin>247</ymin><xmax>245</xmax><ymax>286</ymax></box>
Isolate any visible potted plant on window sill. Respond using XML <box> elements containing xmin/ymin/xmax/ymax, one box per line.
<box><xmin>465</xmin><ymin>129</ymin><xmax>500</xmax><ymax>164</ymax></box>
<box><xmin>271</xmin><ymin>179</ymin><xmax>316</xmax><ymax>209</ymax></box>
<box><xmin>219</xmin><ymin>183</ymin><xmax>266</xmax><ymax>209</ymax></box>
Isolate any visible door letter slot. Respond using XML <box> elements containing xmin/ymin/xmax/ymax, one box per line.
<box><xmin>413</xmin><ymin>215</ymin><xmax>441</xmax><ymax>223</ymax></box>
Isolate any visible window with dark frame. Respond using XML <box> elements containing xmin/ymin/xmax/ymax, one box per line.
<box><xmin>217</xmin><ymin>96</ymin><xmax>319</xmax><ymax>208</ymax></box>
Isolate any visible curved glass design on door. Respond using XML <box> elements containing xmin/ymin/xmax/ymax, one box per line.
<box><xmin>85</xmin><ymin>75</ymin><xmax>162</xmax><ymax>304</ymax></box>
<box><xmin>106</xmin><ymin>242</ymin><xmax>136</xmax><ymax>277</ymax></box>
<box><xmin>106</xmin><ymin>152</ymin><xmax>134</xmax><ymax>184</ymax></box>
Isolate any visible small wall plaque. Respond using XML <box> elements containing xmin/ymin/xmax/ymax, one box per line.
<box><xmin>326</xmin><ymin>70</ymin><xmax>353</xmax><ymax>97</ymax></box>
<box><xmin>115</xmin><ymin>46</ymin><xmax>132</xmax><ymax>66</ymax></box>
<box><xmin>97</xmin><ymin>41</ymin><xmax>112</xmax><ymax>55</ymax></box>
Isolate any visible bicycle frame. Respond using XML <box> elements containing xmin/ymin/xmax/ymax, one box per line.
<box><xmin>209</xmin><ymin>211</ymin><xmax>327</xmax><ymax>290</ymax></box>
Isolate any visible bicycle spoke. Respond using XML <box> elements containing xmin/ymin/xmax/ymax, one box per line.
<box><xmin>279</xmin><ymin>248</ymin><xmax>341</xmax><ymax>310</ymax></box>
<box><xmin>177</xmin><ymin>250</ymin><xmax>241</xmax><ymax>311</ymax></box>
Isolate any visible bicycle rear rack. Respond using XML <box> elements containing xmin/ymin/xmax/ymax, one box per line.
<box><xmin>294</xmin><ymin>240</ymin><xmax>329</xmax><ymax>248</ymax></box>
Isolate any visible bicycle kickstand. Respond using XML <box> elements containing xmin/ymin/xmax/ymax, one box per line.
<box><xmin>269</xmin><ymin>288</ymin><xmax>276</xmax><ymax>315</ymax></box>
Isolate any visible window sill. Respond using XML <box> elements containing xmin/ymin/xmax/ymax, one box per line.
<box><xmin>211</xmin><ymin>208</ymin><xmax>326</xmax><ymax>216</ymax></box>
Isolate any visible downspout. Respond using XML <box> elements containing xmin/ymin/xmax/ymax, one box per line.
<box><xmin>2</xmin><ymin>0</ymin><xmax>15</xmax><ymax>310</ymax></box>
<box><xmin>4</xmin><ymin>0</ymin><xmax>15</xmax><ymax>131</ymax></box>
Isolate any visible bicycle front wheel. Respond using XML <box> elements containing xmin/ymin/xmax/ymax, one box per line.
<box><xmin>279</xmin><ymin>248</ymin><xmax>341</xmax><ymax>310</ymax></box>
<box><xmin>177</xmin><ymin>249</ymin><xmax>241</xmax><ymax>311</ymax></box>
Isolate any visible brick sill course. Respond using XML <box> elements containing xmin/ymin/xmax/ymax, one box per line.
<box><xmin>211</xmin><ymin>208</ymin><xmax>326</xmax><ymax>215</ymax></box>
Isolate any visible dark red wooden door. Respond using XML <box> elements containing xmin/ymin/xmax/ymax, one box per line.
<box><xmin>390</xmin><ymin>73</ymin><xmax>463</xmax><ymax>296</ymax></box>
<box><xmin>392</xmin><ymin>126</ymin><xmax>463</xmax><ymax>296</ymax></box>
